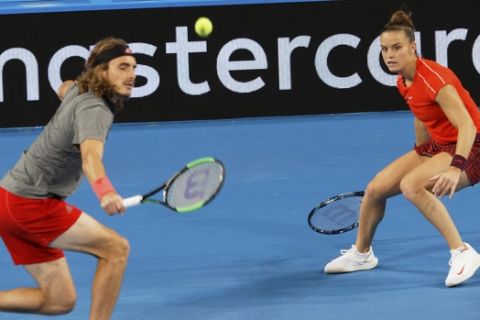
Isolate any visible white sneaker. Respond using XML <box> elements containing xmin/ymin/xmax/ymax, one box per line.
<box><xmin>445</xmin><ymin>243</ymin><xmax>480</xmax><ymax>287</ymax></box>
<box><xmin>324</xmin><ymin>245</ymin><xmax>378</xmax><ymax>274</ymax></box>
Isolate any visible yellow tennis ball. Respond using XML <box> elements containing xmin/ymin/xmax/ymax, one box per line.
<box><xmin>195</xmin><ymin>17</ymin><xmax>213</xmax><ymax>38</ymax></box>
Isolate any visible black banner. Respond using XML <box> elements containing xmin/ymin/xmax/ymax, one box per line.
<box><xmin>1</xmin><ymin>0</ymin><xmax>480</xmax><ymax>127</ymax></box>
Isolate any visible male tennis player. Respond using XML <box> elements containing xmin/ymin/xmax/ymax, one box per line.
<box><xmin>0</xmin><ymin>37</ymin><xmax>136</xmax><ymax>318</ymax></box>
<box><xmin>324</xmin><ymin>10</ymin><xmax>480</xmax><ymax>287</ymax></box>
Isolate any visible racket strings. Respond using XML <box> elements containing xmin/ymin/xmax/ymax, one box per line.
<box><xmin>310</xmin><ymin>196</ymin><xmax>361</xmax><ymax>232</ymax></box>
<box><xmin>166</xmin><ymin>162</ymin><xmax>224</xmax><ymax>209</ymax></box>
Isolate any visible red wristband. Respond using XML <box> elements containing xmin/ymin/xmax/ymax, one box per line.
<box><xmin>450</xmin><ymin>154</ymin><xmax>468</xmax><ymax>171</ymax></box>
<box><xmin>91</xmin><ymin>176</ymin><xmax>116</xmax><ymax>200</ymax></box>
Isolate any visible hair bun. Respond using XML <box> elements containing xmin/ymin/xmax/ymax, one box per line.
<box><xmin>389</xmin><ymin>10</ymin><xmax>414</xmax><ymax>29</ymax></box>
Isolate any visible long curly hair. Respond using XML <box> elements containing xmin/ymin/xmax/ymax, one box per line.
<box><xmin>76</xmin><ymin>37</ymin><xmax>130</xmax><ymax>111</ymax></box>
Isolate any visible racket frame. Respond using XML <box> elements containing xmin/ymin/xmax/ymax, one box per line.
<box><xmin>307</xmin><ymin>191</ymin><xmax>364</xmax><ymax>235</ymax></box>
<box><xmin>122</xmin><ymin>157</ymin><xmax>225</xmax><ymax>212</ymax></box>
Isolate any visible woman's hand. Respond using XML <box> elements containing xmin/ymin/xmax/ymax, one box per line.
<box><xmin>430</xmin><ymin>167</ymin><xmax>462</xmax><ymax>199</ymax></box>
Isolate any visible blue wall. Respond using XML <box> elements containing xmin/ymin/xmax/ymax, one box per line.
<box><xmin>0</xmin><ymin>0</ymin><xmax>330</xmax><ymax>14</ymax></box>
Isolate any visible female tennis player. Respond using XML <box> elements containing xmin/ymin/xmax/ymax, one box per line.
<box><xmin>0</xmin><ymin>37</ymin><xmax>135</xmax><ymax>318</ymax></box>
<box><xmin>324</xmin><ymin>10</ymin><xmax>480</xmax><ymax>287</ymax></box>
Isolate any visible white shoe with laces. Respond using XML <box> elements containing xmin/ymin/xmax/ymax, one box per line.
<box><xmin>445</xmin><ymin>243</ymin><xmax>480</xmax><ymax>287</ymax></box>
<box><xmin>324</xmin><ymin>245</ymin><xmax>378</xmax><ymax>274</ymax></box>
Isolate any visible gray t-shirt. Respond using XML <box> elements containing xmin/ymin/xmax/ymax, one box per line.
<box><xmin>0</xmin><ymin>85</ymin><xmax>114</xmax><ymax>198</ymax></box>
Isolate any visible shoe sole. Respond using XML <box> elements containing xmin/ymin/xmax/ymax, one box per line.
<box><xmin>324</xmin><ymin>258</ymin><xmax>379</xmax><ymax>274</ymax></box>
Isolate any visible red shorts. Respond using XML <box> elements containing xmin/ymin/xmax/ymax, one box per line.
<box><xmin>0</xmin><ymin>187</ymin><xmax>82</xmax><ymax>265</ymax></box>
<box><xmin>415</xmin><ymin>134</ymin><xmax>480</xmax><ymax>185</ymax></box>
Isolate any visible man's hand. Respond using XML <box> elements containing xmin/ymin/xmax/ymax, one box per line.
<box><xmin>100</xmin><ymin>192</ymin><xmax>126</xmax><ymax>215</ymax></box>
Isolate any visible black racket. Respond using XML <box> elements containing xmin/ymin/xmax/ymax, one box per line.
<box><xmin>308</xmin><ymin>191</ymin><xmax>364</xmax><ymax>235</ymax></box>
<box><xmin>122</xmin><ymin>157</ymin><xmax>225</xmax><ymax>212</ymax></box>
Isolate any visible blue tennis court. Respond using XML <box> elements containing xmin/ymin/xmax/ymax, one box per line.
<box><xmin>1</xmin><ymin>111</ymin><xmax>479</xmax><ymax>319</ymax></box>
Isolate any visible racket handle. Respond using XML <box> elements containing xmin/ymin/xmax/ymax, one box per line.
<box><xmin>122</xmin><ymin>195</ymin><xmax>143</xmax><ymax>208</ymax></box>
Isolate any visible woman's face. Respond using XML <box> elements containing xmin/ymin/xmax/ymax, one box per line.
<box><xmin>380</xmin><ymin>30</ymin><xmax>416</xmax><ymax>74</ymax></box>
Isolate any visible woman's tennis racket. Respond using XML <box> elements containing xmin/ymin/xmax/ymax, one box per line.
<box><xmin>122</xmin><ymin>157</ymin><xmax>225</xmax><ymax>212</ymax></box>
<box><xmin>307</xmin><ymin>191</ymin><xmax>364</xmax><ymax>235</ymax></box>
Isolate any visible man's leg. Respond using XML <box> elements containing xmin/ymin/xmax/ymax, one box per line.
<box><xmin>50</xmin><ymin>212</ymin><xmax>130</xmax><ymax>320</ymax></box>
<box><xmin>0</xmin><ymin>257</ymin><xmax>76</xmax><ymax>314</ymax></box>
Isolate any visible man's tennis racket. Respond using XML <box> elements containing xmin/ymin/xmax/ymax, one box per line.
<box><xmin>307</xmin><ymin>191</ymin><xmax>364</xmax><ymax>235</ymax></box>
<box><xmin>122</xmin><ymin>157</ymin><xmax>225</xmax><ymax>212</ymax></box>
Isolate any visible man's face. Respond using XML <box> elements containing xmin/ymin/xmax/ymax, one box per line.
<box><xmin>105</xmin><ymin>55</ymin><xmax>137</xmax><ymax>97</ymax></box>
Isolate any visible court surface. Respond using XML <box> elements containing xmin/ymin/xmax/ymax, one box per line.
<box><xmin>1</xmin><ymin>111</ymin><xmax>479</xmax><ymax>319</ymax></box>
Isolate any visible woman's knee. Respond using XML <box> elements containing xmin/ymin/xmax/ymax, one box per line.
<box><xmin>399</xmin><ymin>175</ymin><xmax>423</xmax><ymax>201</ymax></box>
<box><xmin>364</xmin><ymin>179</ymin><xmax>389</xmax><ymax>201</ymax></box>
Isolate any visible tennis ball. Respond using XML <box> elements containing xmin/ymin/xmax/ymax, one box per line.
<box><xmin>195</xmin><ymin>17</ymin><xmax>213</xmax><ymax>38</ymax></box>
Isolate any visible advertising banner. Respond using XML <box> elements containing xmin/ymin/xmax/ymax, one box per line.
<box><xmin>1</xmin><ymin>0</ymin><xmax>479</xmax><ymax>127</ymax></box>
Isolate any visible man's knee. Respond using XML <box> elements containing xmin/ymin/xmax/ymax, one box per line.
<box><xmin>115</xmin><ymin>235</ymin><xmax>130</xmax><ymax>260</ymax></box>
<box><xmin>47</xmin><ymin>296</ymin><xmax>76</xmax><ymax>315</ymax></box>
<box><xmin>104</xmin><ymin>232</ymin><xmax>130</xmax><ymax>262</ymax></box>
<box><xmin>25</xmin><ymin>258</ymin><xmax>77</xmax><ymax>315</ymax></box>
<box><xmin>41</xmin><ymin>286</ymin><xmax>76</xmax><ymax>315</ymax></box>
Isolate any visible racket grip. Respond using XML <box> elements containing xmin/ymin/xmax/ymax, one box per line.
<box><xmin>122</xmin><ymin>195</ymin><xmax>143</xmax><ymax>208</ymax></box>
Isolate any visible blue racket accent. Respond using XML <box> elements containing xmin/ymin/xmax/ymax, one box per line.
<box><xmin>122</xmin><ymin>157</ymin><xmax>225</xmax><ymax>212</ymax></box>
<box><xmin>308</xmin><ymin>191</ymin><xmax>364</xmax><ymax>235</ymax></box>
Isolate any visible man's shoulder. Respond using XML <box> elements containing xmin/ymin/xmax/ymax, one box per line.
<box><xmin>67</xmin><ymin>91</ymin><xmax>109</xmax><ymax>112</ymax></box>
<box><xmin>75</xmin><ymin>91</ymin><xmax>104</xmax><ymax>104</ymax></box>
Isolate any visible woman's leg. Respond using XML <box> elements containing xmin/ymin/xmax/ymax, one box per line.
<box><xmin>355</xmin><ymin>150</ymin><xmax>426</xmax><ymax>252</ymax></box>
<box><xmin>324</xmin><ymin>150</ymin><xmax>425</xmax><ymax>273</ymax></box>
<box><xmin>400</xmin><ymin>152</ymin><xmax>471</xmax><ymax>249</ymax></box>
